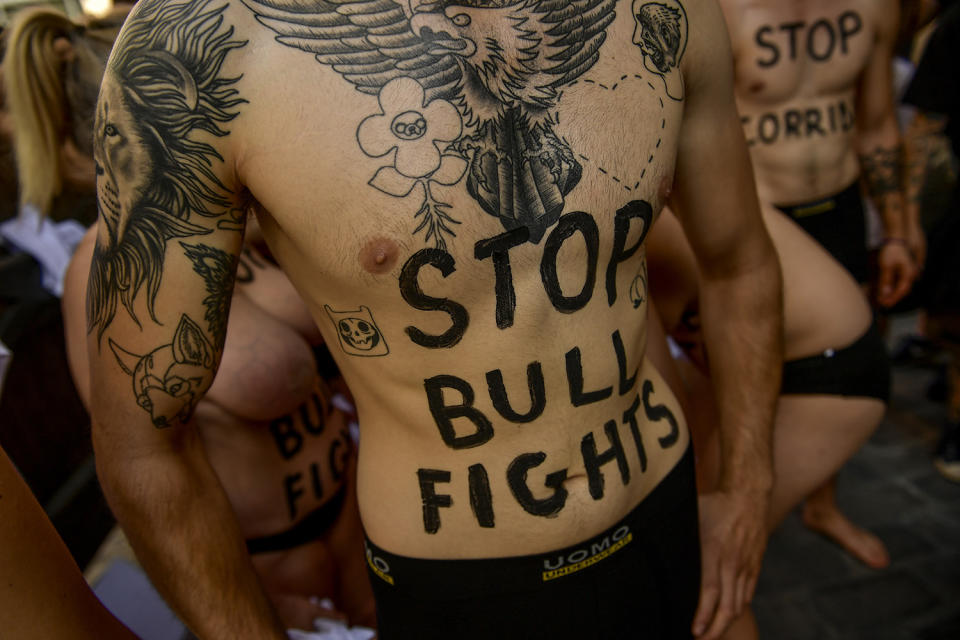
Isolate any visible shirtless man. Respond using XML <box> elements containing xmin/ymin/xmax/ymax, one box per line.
<box><xmin>64</xmin><ymin>228</ymin><xmax>376</xmax><ymax>630</ymax></box>
<box><xmin>719</xmin><ymin>0</ymin><xmax>916</xmax><ymax>304</ymax></box>
<box><xmin>85</xmin><ymin>1</ymin><xmax>782</xmax><ymax>638</ymax></box>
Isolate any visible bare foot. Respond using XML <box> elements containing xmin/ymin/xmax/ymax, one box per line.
<box><xmin>801</xmin><ymin>501</ymin><xmax>890</xmax><ymax>569</ymax></box>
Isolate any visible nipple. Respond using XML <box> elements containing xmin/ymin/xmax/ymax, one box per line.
<box><xmin>749</xmin><ymin>81</ymin><xmax>765</xmax><ymax>94</ymax></box>
<box><xmin>658</xmin><ymin>175</ymin><xmax>674</xmax><ymax>205</ymax></box>
<box><xmin>359</xmin><ymin>237</ymin><xmax>399</xmax><ymax>275</ymax></box>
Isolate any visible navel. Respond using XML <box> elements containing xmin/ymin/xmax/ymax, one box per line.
<box><xmin>359</xmin><ymin>237</ymin><xmax>399</xmax><ymax>275</ymax></box>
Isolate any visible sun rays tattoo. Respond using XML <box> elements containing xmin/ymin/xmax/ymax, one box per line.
<box><xmin>632</xmin><ymin>0</ymin><xmax>687</xmax><ymax>101</ymax></box>
<box><xmin>243</xmin><ymin>0</ymin><xmax>621</xmax><ymax>249</ymax></box>
<box><xmin>87</xmin><ymin>0</ymin><xmax>247</xmax><ymax>340</ymax></box>
<box><xmin>109</xmin><ymin>315</ymin><xmax>215</xmax><ymax>429</ymax></box>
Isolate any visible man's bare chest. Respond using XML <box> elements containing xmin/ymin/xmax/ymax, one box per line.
<box><xmin>725</xmin><ymin>0</ymin><xmax>877</xmax><ymax>104</ymax></box>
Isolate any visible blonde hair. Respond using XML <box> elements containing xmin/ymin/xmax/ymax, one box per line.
<box><xmin>3</xmin><ymin>7</ymin><xmax>124</xmax><ymax>216</ymax></box>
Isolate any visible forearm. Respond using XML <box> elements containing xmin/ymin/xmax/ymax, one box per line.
<box><xmin>857</xmin><ymin>122</ymin><xmax>907</xmax><ymax>240</ymax></box>
<box><xmin>94</xmin><ymin>423</ymin><xmax>287</xmax><ymax>640</ymax></box>
<box><xmin>697</xmin><ymin>250</ymin><xmax>782</xmax><ymax>493</ymax></box>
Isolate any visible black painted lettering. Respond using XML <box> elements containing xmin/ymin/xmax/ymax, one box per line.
<box><xmin>805</xmin><ymin>108</ymin><xmax>825</xmax><ymax>136</ymax></box>
<box><xmin>284</xmin><ymin>472</ymin><xmax>305</xmax><ymax>520</ymax></box>
<box><xmin>781</xmin><ymin>21</ymin><xmax>804</xmax><ymax>60</ymax></box>
<box><xmin>807</xmin><ymin>19</ymin><xmax>836</xmax><ymax>61</ymax></box>
<box><xmin>612</xmin><ymin>329</ymin><xmax>638</xmax><ymax>396</ymax></box>
<box><xmin>269</xmin><ymin>416</ymin><xmax>303</xmax><ymax>460</ymax></box>
<box><xmin>309</xmin><ymin>461</ymin><xmax>323</xmax><ymax>499</ymax></box>
<box><xmin>400</xmin><ymin>248</ymin><xmax>469</xmax><ymax>349</ymax></box>
<box><xmin>838</xmin><ymin>11</ymin><xmax>863</xmax><ymax>54</ymax></box>
<box><xmin>417</xmin><ymin>469</ymin><xmax>453</xmax><ymax>534</ymax></box>
<box><xmin>468</xmin><ymin>463</ymin><xmax>495</xmax><ymax>528</ymax></box>
<box><xmin>622</xmin><ymin>394</ymin><xmax>648</xmax><ymax>472</ymax></box>
<box><xmin>581</xmin><ymin>420</ymin><xmax>631</xmax><ymax>500</ymax></box>
<box><xmin>755</xmin><ymin>25</ymin><xmax>779</xmax><ymax>67</ymax></box>
<box><xmin>506</xmin><ymin>452</ymin><xmax>569</xmax><ymax>517</ymax></box>
<box><xmin>741</xmin><ymin>115</ymin><xmax>756</xmax><ymax>146</ymax></box>
<box><xmin>839</xmin><ymin>100</ymin><xmax>855</xmax><ymax>131</ymax></box>
<box><xmin>474</xmin><ymin>227</ymin><xmax>529</xmax><ymax>329</ymax></box>
<box><xmin>566</xmin><ymin>347</ymin><xmax>613</xmax><ymax>407</ymax></box>
<box><xmin>758</xmin><ymin>113</ymin><xmax>779</xmax><ymax>144</ymax></box>
<box><xmin>606</xmin><ymin>200</ymin><xmax>653</xmax><ymax>305</ymax></box>
<box><xmin>784</xmin><ymin>109</ymin><xmax>802</xmax><ymax>138</ymax></box>
<box><xmin>424</xmin><ymin>375</ymin><xmax>495</xmax><ymax>449</ymax></box>
<box><xmin>828</xmin><ymin>103</ymin><xmax>837</xmax><ymax>132</ymax></box>
<box><xmin>329</xmin><ymin>435</ymin><xmax>347</xmax><ymax>482</ymax></box>
<box><xmin>540</xmin><ymin>211</ymin><xmax>599</xmax><ymax>313</ymax></box>
<box><xmin>486</xmin><ymin>362</ymin><xmax>547</xmax><ymax>423</ymax></box>
<box><xmin>299</xmin><ymin>394</ymin><xmax>325</xmax><ymax>435</ymax></box>
<box><xmin>642</xmin><ymin>379</ymin><xmax>680</xmax><ymax>449</ymax></box>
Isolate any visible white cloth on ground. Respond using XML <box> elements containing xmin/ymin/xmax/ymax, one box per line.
<box><xmin>0</xmin><ymin>205</ymin><xmax>86</xmax><ymax>297</ymax></box>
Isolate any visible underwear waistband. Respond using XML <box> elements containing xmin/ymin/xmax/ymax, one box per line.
<box><xmin>364</xmin><ymin>444</ymin><xmax>694</xmax><ymax>599</ymax></box>
<box><xmin>781</xmin><ymin>321</ymin><xmax>890</xmax><ymax>402</ymax></box>
<box><xmin>774</xmin><ymin>180</ymin><xmax>861</xmax><ymax>219</ymax></box>
<box><xmin>246</xmin><ymin>481</ymin><xmax>347</xmax><ymax>555</ymax></box>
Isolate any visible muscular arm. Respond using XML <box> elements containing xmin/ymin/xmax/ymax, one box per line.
<box><xmin>670</xmin><ymin>1</ymin><xmax>782</xmax><ymax>636</ymax></box>
<box><xmin>84</xmin><ymin>2</ymin><xmax>286</xmax><ymax>637</ymax></box>
<box><xmin>855</xmin><ymin>0</ymin><xmax>917</xmax><ymax>302</ymax></box>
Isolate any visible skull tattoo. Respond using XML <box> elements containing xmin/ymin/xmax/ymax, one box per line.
<box><xmin>325</xmin><ymin>305</ymin><xmax>390</xmax><ymax>357</ymax></box>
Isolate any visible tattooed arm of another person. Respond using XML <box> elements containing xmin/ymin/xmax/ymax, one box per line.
<box><xmin>83</xmin><ymin>2</ymin><xmax>286</xmax><ymax>638</ymax></box>
<box><xmin>670</xmin><ymin>2</ymin><xmax>783</xmax><ymax>638</ymax></box>
<box><xmin>856</xmin><ymin>0</ymin><xmax>918</xmax><ymax>305</ymax></box>
<box><xmin>901</xmin><ymin>109</ymin><xmax>949</xmax><ymax>269</ymax></box>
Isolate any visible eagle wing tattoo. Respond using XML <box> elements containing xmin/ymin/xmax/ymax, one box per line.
<box><xmin>243</xmin><ymin>0</ymin><xmax>618</xmax><ymax>244</ymax></box>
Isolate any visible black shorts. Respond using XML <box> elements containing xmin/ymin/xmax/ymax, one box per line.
<box><xmin>775</xmin><ymin>180</ymin><xmax>869</xmax><ymax>283</ymax></box>
<box><xmin>365</xmin><ymin>446</ymin><xmax>700</xmax><ymax>640</ymax></box>
<box><xmin>781</xmin><ymin>322</ymin><xmax>890</xmax><ymax>402</ymax></box>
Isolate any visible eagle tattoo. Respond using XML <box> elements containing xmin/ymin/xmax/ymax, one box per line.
<box><xmin>243</xmin><ymin>0</ymin><xmax>618</xmax><ymax>244</ymax></box>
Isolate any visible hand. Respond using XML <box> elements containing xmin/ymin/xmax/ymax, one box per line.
<box><xmin>874</xmin><ymin>241</ymin><xmax>917</xmax><ymax>308</ymax></box>
<box><xmin>692</xmin><ymin>489</ymin><xmax>770</xmax><ymax>639</ymax></box>
<box><xmin>904</xmin><ymin>223</ymin><xmax>927</xmax><ymax>272</ymax></box>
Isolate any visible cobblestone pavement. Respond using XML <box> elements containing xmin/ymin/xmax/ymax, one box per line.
<box><xmin>754</xmin><ymin>361</ymin><xmax>960</xmax><ymax>640</ymax></box>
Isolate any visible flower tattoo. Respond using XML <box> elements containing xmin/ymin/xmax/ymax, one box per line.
<box><xmin>357</xmin><ymin>77</ymin><xmax>467</xmax><ymax>250</ymax></box>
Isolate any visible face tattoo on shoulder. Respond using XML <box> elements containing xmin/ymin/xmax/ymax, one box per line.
<box><xmin>631</xmin><ymin>0</ymin><xmax>688</xmax><ymax>101</ymax></box>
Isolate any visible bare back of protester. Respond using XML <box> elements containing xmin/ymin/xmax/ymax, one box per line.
<box><xmin>719</xmin><ymin>0</ymin><xmax>916</xmax><ymax>305</ymax></box>
<box><xmin>85</xmin><ymin>1</ymin><xmax>783</xmax><ymax>638</ymax></box>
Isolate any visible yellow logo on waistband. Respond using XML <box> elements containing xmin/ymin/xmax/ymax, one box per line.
<box><xmin>542</xmin><ymin>530</ymin><xmax>634</xmax><ymax>581</ymax></box>
<box><xmin>365</xmin><ymin>544</ymin><xmax>395</xmax><ymax>585</ymax></box>
<box><xmin>791</xmin><ymin>199</ymin><xmax>837</xmax><ymax>218</ymax></box>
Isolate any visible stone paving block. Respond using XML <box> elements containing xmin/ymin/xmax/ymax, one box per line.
<box><xmin>910</xmin><ymin>471</ymin><xmax>960</xmax><ymax>503</ymax></box>
<box><xmin>812</xmin><ymin>571</ymin><xmax>941</xmax><ymax>632</ymax></box>
<box><xmin>754</xmin><ymin>595</ymin><xmax>833</xmax><ymax>640</ymax></box>
<box><xmin>907</xmin><ymin>513</ymin><xmax>960</xmax><ymax>552</ymax></box>
<box><xmin>871</xmin><ymin>524</ymin><xmax>938</xmax><ymax>564</ymax></box>
<box><xmin>757</xmin><ymin>523</ymin><xmax>854</xmax><ymax>596</ymax></box>
<box><xmin>836</xmin><ymin>478</ymin><xmax>928</xmax><ymax>527</ymax></box>
<box><xmin>918</xmin><ymin>612</ymin><xmax>960</xmax><ymax>640</ymax></box>
<box><xmin>911</xmin><ymin>552</ymin><xmax>960</xmax><ymax>602</ymax></box>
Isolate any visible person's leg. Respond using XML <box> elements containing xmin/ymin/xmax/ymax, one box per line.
<box><xmin>769</xmin><ymin>395</ymin><xmax>888</xmax><ymax>566</ymax></box>
<box><xmin>933</xmin><ymin>342</ymin><xmax>960</xmax><ymax>482</ymax></box>
<box><xmin>719</xmin><ymin>394</ymin><xmax>888</xmax><ymax>640</ymax></box>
